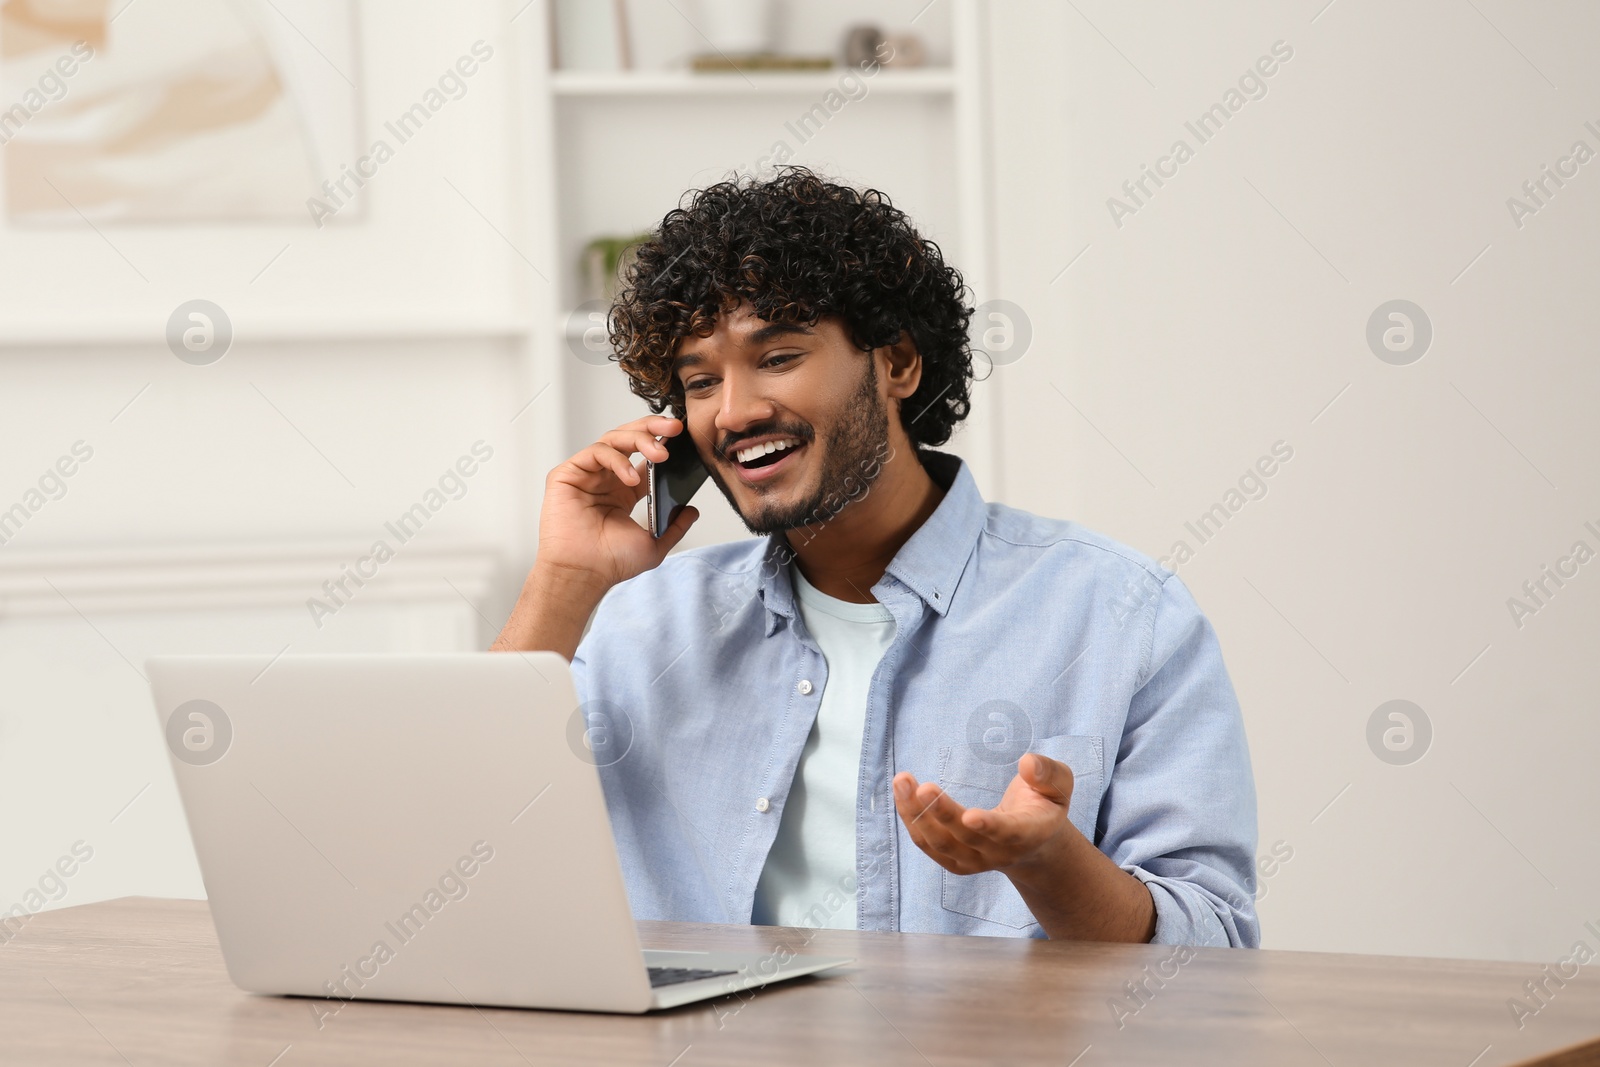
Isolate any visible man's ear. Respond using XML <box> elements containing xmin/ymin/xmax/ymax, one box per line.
<box><xmin>880</xmin><ymin>330</ymin><xmax>922</xmax><ymax>402</ymax></box>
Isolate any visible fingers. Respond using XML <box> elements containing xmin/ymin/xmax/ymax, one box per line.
<box><xmin>643</xmin><ymin>414</ymin><xmax>685</xmax><ymax>435</ymax></box>
<box><xmin>597</xmin><ymin>426</ymin><xmax>671</xmax><ymax>467</ymax></box>
<box><xmin>617</xmin><ymin>413</ymin><xmax>684</xmax><ymax>439</ymax></box>
<box><xmin>1020</xmin><ymin>753</ymin><xmax>1074</xmax><ymax>803</ymax></box>
<box><xmin>587</xmin><ymin>417</ymin><xmax>703</xmax><ymax>495</ymax></box>
<box><xmin>599</xmin><ymin>414</ymin><xmax>690</xmax><ymax>462</ymax></box>
<box><xmin>556</xmin><ymin>416</ymin><xmax>692</xmax><ymax>496</ymax></box>
<box><xmin>893</xmin><ymin>776</ymin><xmax>989</xmax><ymax>874</ymax></box>
<box><xmin>894</xmin><ymin>776</ymin><xmax>968</xmax><ymax>841</ymax></box>
<box><xmin>893</xmin><ymin>768</ymin><xmax>1067</xmax><ymax>875</ymax></box>
<box><xmin>560</xmin><ymin>444</ymin><xmax>651</xmax><ymax>503</ymax></box>
<box><xmin>652</xmin><ymin>505</ymin><xmax>699</xmax><ymax>556</ymax></box>
<box><xmin>960</xmin><ymin>805</ymin><xmax>1049</xmax><ymax>850</ymax></box>
<box><xmin>914</xmin><ymin>784</ymin><xmax>994</xmax><ymax>853</ymax></box>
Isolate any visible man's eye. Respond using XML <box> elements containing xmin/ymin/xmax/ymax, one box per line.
<box><xmin>764</xmin><ymin>354</ymin><xmax>796</xmax><ymax>368</ymax></box>
<box><xmin>684</xmin><ymin>378</ymin><xmax>715</xmax><ymax>393</ymax></box>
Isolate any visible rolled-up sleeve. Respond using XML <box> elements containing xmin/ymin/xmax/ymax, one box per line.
<box><xmin>1099</xmin><ymin>572</ymin><xmax>1260</xmax><ymax>948</ymax></box>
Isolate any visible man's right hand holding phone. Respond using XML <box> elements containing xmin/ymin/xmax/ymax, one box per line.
<box><xmin>492</xmin><ymin>414</ymin><xmax>699</xmax><ymax>660</ymax></box>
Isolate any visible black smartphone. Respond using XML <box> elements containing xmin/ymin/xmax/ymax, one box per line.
<box><xmin>646</xmin><ymin>427</ymin><xmax>710</xmax><ymax>538</ymax></box>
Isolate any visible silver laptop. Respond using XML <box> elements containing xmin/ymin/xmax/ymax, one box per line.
<box><xmin>146</xmin><ymin>652</ymin><xmax>852</xmax><ymax>1013</ymax></box>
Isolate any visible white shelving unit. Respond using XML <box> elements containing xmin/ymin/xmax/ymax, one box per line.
<box><xmin>517</xmin><ymin>0</ymin><xmax>999</xmax><ymax>550</ymax></box>
<box><xmin>549</xmin><ymin>68</ymin><xmax>960</xmax><ymax>96</ymax></box>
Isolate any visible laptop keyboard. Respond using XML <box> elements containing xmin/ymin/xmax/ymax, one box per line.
<box><xmin>647</xmin><ymin>966</ymin><xmax>739</xmax><ymax>988</ymax></box>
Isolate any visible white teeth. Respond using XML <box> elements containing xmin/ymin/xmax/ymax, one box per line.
<box><xmin>736</xmin><ymin>438</ymin><xmax>800</xmax><ymax>464</ymax></box>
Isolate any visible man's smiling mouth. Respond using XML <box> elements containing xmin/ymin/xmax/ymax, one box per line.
<box><xmin>733</xmin><ymin>437</ymin><xmax>804</xmax><ymax>469</ymax></box>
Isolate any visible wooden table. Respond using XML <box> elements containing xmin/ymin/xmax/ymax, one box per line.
<box><xmin>2</xmin><ymin>898</ymin><xmax>1597</xmax><ymax>1065</ymax></box>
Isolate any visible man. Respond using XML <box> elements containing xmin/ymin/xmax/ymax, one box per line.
<box><xmin>494</xmin><ymin>168</ymin><xmax>1259</xmax><ymax>947</ymax></box>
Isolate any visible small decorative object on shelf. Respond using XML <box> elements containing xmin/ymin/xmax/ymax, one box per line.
<box><xmin>690</xmin><ymin>53</ymin><xmax>833</xmax><ymax>73</ymax></box>
<box><xmin>843</xmin><ymin>23</ymin><xmax>926</xmax><ymax>70</ymax></box>
<box><xmin>552</xmin><ymin>0</ymin><xmax>632</xmax><ymax>71</ymax></box>
<box><xmin>843</xmin><ymin>24</ymin><xmax>885</xmax><ymax>68</ymax></box>
<box><xmin>580</xmin><ymin>232</ymin><xmax>652</xmax><ymax>305</ymax></box>
<box><xmin>881</xmin><ymin>33</ymin><xmax>926</xmax><ymax>69</ymax></box>
<box><xmin>690</xmin><ymin>0</ymin><xmax>830</xmax><ymax>74</ymax></box>
<box><xmin>695</xmin><ymin>0</ymin><xmax>771</xmax><ymax>53</ymax></box>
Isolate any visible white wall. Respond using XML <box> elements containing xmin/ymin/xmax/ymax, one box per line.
<box><xmin>0</xmin><ymin>1</ymin><xmax>545</xmax><ymax>908</ymax></box>
<box><xmin>985</xmin><ymin>0</ymin><xmax>1599</xmax><ymax>962</ymax></box>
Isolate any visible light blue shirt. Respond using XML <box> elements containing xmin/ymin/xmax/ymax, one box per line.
<box><xmin>571</xmin><ymin>449</ymin><xmax>1260</xmax><ymax>947</ymax></box>
<box><xmin>750</xmin><ymin>562</ymin><xmax>897</xmax><ymax>929</ymax></box>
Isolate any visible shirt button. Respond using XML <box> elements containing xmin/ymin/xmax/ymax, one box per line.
<box><xmin>755</xmin><ymin>797</ymin><xmax>771</xmax><ymax>813</ymax></box>
<box><xmin>797</xmin><ymin>679</ymin><xmax>814</xmax><ymax>695</ymax></box>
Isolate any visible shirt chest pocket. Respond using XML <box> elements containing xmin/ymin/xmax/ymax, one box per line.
<box><xmin>934</xmin><ymin>734</ymin><xmax>1106</xmax><ymax>933</ymax></box>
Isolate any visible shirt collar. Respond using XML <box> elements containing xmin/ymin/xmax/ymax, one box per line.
<box><xmin>755</xmin><ymin>449</ymin><xmax>986</xmax><ymax>634</ymax></box>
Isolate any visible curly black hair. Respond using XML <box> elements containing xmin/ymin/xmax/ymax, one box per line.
<box><xmin>609</xmin><ymin>167</ymin><xmax>976</xmax><ymax>449</ymax></box>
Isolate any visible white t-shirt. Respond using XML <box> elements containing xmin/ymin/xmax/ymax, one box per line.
<box><xmin>751</xmin><ymin>561</ymin><xmax>897</xmax><ymax>929</ymax></box>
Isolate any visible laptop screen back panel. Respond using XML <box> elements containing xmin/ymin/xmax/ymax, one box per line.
<box><xmin>149</xmin><ymin>653</ymin><xmax>655</xmax><ymax>1013</ymax></box>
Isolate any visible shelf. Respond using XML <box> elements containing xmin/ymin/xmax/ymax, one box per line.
<box><xmin>550</xmin><ymin>68</ymin><xmax>958</xmax><ymax>97</ymax></box>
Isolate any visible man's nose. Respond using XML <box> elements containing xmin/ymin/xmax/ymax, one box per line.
<box><xmin>713</xmin><ymin>366</ymin><xmax>777</xmax><ymax>439</ymax></box>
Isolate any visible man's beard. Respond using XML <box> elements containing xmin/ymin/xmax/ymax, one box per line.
<box><xmin>706</xmin><ymin>357</ymin><xmax>891</xmax><ymax>537</ymax></box>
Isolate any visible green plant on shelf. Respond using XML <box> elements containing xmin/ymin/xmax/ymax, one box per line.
<box><xmin>581</xmin><ymin>232</ymin><xmax>653</xmax><ymax>304</ymax></box>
